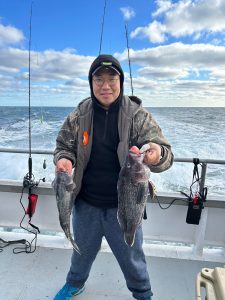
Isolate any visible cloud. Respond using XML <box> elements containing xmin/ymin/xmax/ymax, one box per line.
<box><xmin>117</xmin><ymin>42</ymin><xmax>225</xmax><ymax>71</ymax></box>
<box><xmin>131</xmin><ymin>20</ymin><xmax>166</xmax><ymax>43</ymax></box>
<box><xmin>0</xmin><ymin>23</ymin><xmax>24</xmax><ymax>47</ymax></box>
<box><xmin>0</xmin><ymin>19</ymin><xmax>225</xmax><ymax>107</ymax></box>
<box><xmin>125</xmin><ymin>76</ymin><xmax>225</xmax><ymax>107</ymax></box>
<box><xmin>29</xmin><ymin>49</ymin><xmax>93</xmax><ymax>82</ymax></box>
<box><xmin>0</xmin><ymin>74</ymin><xmax>15</xmax><ymax>90</ymax></box>
<box><xmin>0</xmin><ymin>47</ymin><xmax>93</xmax><ymax>80</ymax></box>
<box><xmin>120</xmin><ymin>7</ymin><xmax>136</xmax><ymax>21</ymax></box>
<box><xmin>131</xmin><ymin>0</ymin><xmax>225</xmax><ymax>43</ymax></box>
<box><xmin>2</xmin><ymin>41</ymin><xmax>225</xmax><ymax>107</ymax></box>
<box><xmin>164</xmin><ymin>0</ymin><xmax>225</xmax><ymax>37</ymax></box>
<box><xmin>138</xmin><ymin>66</ymin><xmax>189</xmax><ymax>79</ymax></box>
<box><xmin>152</xmin><ymin>0</ymin><xmax>173</xmax><ymax>17</ymax></box>
<box><xmin>0</xmin><ymin>46</ymin><xmax>93</xmax><ymax>106</ymax></box>
<box><xmin>0</xmin><ymin>48</ymin><xmax>28</xmax><ymax>74</ymax></box>
<box><xmin>210</xmin><ymin>68</ymin><xmax>225</xmax><ymax>79</ymax></box>
<box><xmin>115</xmin><ymin>42</ymin><xmax>225</xmax><ymax>106</ymax></box>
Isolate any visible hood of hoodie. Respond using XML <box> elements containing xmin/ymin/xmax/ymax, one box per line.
<box><xmin>88</xmin><ymin>54</ymin><xmax>124</xmax><ymax>108</ymax></box>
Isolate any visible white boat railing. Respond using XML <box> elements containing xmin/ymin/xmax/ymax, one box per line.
<box><xmin>0</xmin><ymin>148</ymin><xmax>224</xmax><ymax>263</ymax></box>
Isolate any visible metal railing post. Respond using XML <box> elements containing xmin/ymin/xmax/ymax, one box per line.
<box><xmin>193</xmin><ymin>162</ymin><xmax>208</xmax><ymax>257</ymax></box>
<box><xmin>199</xmin><ymin>162</ymin><xmax>207</xmax><ymax>195</ymax></box>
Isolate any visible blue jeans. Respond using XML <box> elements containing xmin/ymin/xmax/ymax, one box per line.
<box><xmin>66</xmin><ymin>199</ymin><xmax>153</xmax><ymax>299</ymax></box>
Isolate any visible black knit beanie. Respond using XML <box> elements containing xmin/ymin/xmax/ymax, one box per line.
<box><xmin>88</xmin><ymin>54</ymin><xmax>124</xmax><ymax>91</ymax></box>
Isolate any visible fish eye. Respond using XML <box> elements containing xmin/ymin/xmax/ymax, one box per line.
<box><xmin>127</xmin><ymin>163</ymin><xmax>131</xmax><ymax>168</ymax></box>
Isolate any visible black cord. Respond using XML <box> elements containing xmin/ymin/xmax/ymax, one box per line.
<box><xmin>0</xmin><ymin>187</ymin><xmax>39</xmax><ymax>254</ymax></box>
<box><xmin>0</xmin><ymin>238</ymin><xmax>27</xmax><ymax>252</ymax></box>
<box><xmin>155</xmin><ymin>161</ymin><xmax>207</xmax><ymax>210</ymax></box>
<box><xmin>12</xmin><ymin>186</ymin><xmax>39</xmax><ymax>254</ymax></box>
<box><xmin>13</xmin><ymin>232</ymin><xmax>38</xmax><ymax>254</ymax></box>
<box><xmin>0</xmin><ymin>187</ymin><xmax>38</xmax><ymax>254</ymax></box>
<box><xmin>155</xmin><ymin>194</ymin><xmax>189</xmax><ymax>210</ymax></box>
<box><xmin>148</xmin><ymin>180</ymin><xmax>190</xmax><ymax>210</ymax></box>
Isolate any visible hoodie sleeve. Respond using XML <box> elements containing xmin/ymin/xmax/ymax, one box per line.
<box><xmin>132</xmin><ymin>108</ymin><xmax>174</xmax><ymax>173</ymax></box>
<box><xmin>53</xmin><ymin>111</ymin><xmax>78</xmax><ymax>167</ymax></box>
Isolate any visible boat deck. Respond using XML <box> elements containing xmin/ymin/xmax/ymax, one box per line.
<box><xmin>0</xmin><ymin>179</ymin><xmax>225</xmax><ymax>299</ymax></box>
<box><xmin>0</xmin><ymin>246</ymin><xmax>224</xmax><ymax>300</ymax></box>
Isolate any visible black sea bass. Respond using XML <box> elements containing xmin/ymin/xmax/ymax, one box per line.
<box><xmin>117</xmin><ymin>146</ymin><xmax>151</xmax><ymax>246</ymax></box>
<box><xmin>52</xmin><ymin>171</ymin><xmax>80</xmax><ymax>254</ymax></box>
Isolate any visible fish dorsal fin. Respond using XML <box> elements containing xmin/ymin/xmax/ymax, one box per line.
<box><xmin>136</xmin><ymin>184</ymin><xmax>146</xmax><ymax>204</ymax></box>
<box><xmin>148</xmin><ymin>180</ymin><xmax>156</xmax><ymax>200</ymax></box>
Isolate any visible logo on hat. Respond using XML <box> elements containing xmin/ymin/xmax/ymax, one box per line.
<box><xmin>92</xmin><ymin>62</ymin><xmax>120</xmax><ymax>76</ymax></box>
<box><xmin>101</xmin><ymin>62</ymin><xmax>112</xmax><ymax>66</ymax></box>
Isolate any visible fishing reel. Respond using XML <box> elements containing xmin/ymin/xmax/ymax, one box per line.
<box><xmin>23</xmin><ymin>159</ymin><xmax>47</xmax><ymax>188</ymax></box>
<box><xmin>22</xmin><ymin>159</ymin><xmax>47</xmax><ymax>219</ymax></box>
<box><xmin>23</xmin><ymin>173</ymin><xmax>46</xmax><ymax>189</ymax></box>
<box><xmin>23</xmin><ymin>174</ymin><xmax>38</xmax><ymax>189</ymax></box>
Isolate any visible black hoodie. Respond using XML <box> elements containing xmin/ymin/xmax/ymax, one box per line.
<box><xmin>78</xmin><ymin>54</ymin><xmax>124</xmax><ymax>207</ymax></box>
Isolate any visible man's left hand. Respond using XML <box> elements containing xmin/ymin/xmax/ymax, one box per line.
<box><xmin>141</xmin><ymin>143</ymin><xmax>162</xmax><ymax>166</ymax></box>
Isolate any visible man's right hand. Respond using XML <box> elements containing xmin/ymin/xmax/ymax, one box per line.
<box><xmin>56</xmin><ymin>158</ymin><xmax>73</xmax><ymax>175</ymax></box>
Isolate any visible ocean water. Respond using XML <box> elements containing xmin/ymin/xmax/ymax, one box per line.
<box><xmin>0</xmin><ymin>106</ymin><xmax>224</xmax><ymax>196</ymax></box>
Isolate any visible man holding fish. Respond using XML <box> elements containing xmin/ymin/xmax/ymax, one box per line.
<box><xmin>53</xmin><ymin>54</ymin><xmax>173</xmax><ymax>300</ymax></box>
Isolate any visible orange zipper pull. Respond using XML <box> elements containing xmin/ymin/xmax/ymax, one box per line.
<box><xmin>83</xmin><ymin>131</ymin><xmax>89</xmax><ymax>146</ymax></box>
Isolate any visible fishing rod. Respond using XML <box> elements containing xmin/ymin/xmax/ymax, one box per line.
<box><xmin>99</xmin><ymin>0</ymin><xmax>107</xmax><ymax>55</ymax></box>
<box><xmin>14</xmin><ymin>2</ymin><xmax>46</xmax><ymax>254</ymax></box>
<box><xmin>125</xmin><ymin>22</ymin><xmax>134</xmax><ymax>96</ymax></box>
<box><xmin>28</xmin><ymin>3</ymin><xmax>32</xmax><ymax>178</ymax></box>
<box><xmin>99</xmin><ymin>0</ymin><xmax>134</xmax><ymax>95</ymax></box>
<box><xmin>0</xmin><ymin>2</ymin><xmax>41</xmax><ymax>255</ymax></box>
<box><xmin>23</xmin><ymin>3</ymin><xmax>45</xmax><ymax>198</ymax></box>
<box><xmin>23</xmin><ymin>2</ymin><xmax>39</xmax><ymax>197</ymax></box>
<box><xmin>15</xmin><ymin>1</ymin><xmax>39</xmax><ymax>254</ymax></box>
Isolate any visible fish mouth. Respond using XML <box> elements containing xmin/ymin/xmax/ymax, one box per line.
<box><xmin>129</xmin><ymin>146</ymin><xmax>140</xmax><ymax>154</ymax></box>
<box><xmin>128</xmin><ymin>151</ymin><xmax>143</xmax><ymax>160</ymax></box>
<box><xmin>129</xmin><ymin>150</ymin><xmax>141</xmax><ymax>155</ymax></box>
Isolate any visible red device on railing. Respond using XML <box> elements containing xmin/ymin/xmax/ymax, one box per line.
<box><xmin>26</xmin><ymin>193</ymin><xmax>38</xmax><ymax>218</ymax></box>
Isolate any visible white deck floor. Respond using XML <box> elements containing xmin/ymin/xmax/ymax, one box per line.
<box><xmin>0</xmin><ymin>246</ymin><xmax>224</xmax><ymax>300</ymax></box>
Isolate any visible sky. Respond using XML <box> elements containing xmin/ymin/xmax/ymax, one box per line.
<box><xmin>1</xmin><ymin>0</ymin><xmax>225</xmax><ymax>107</ymax></box>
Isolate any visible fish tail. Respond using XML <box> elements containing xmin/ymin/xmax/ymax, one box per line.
<box><xmin>68</xmin><ymin>236</ymin><xmax>81</xmax><ymax>255</ymax></box>
<box><xmin>72</xmin><ymin>240</ymin><xmax>81</xmax><ymax>255</ymax></box>
<box><xmin>124</xmin><ymin>232</ymin><xmax>135</xmax><ymax>247</ymax></box>
<box><xmin>64</xmin><ymin>227</ymin><xmax>81</xmax><ymax>254</ymax></box>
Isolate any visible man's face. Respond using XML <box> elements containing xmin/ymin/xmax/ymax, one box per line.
<box><xmin>92</xmin><ymin>69</ymin><xmax>120</xmax><ymax>108</ymax></box>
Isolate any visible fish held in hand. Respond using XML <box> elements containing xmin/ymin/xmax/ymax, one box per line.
<box><xmin>117</xmin><ymin>146</ymin><xmax>151</xmax><ymax>246</ymax></box>
<box><xmin>52</xmin><ymin>171</ymin><xmax>80</xmax><ymax>254</ymax></box>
